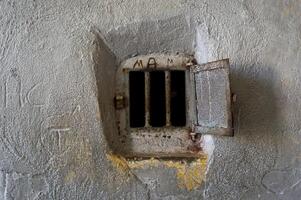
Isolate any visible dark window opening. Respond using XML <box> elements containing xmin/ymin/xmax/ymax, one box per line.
<box><xmin>171</xmin><ymin>71</ymin><xmax>186</xmax><ymax>126</ymax></box>
<box><xmin>129</xmin><ymin>70</ymin><xmax>186</xmax><ymax>128</ymax></box>
<box><xmin>150</xmin><ymin>71</ymin><xmax>166</xmax><ymax>127</ymax></box>
<box><xmin>129</xmin><ymin>71</ymin><xmax>145</xmax><ymax>127</ymax></box>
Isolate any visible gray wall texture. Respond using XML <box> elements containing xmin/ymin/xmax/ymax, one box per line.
<box><xmin>1</xmin><ymin>0</ymin><xmax>301</xmax><ymax>199</ymax></box>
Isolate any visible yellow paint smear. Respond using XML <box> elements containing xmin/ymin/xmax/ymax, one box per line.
<box><xmin>163</xmin><ymin>158</ymin><xmax>207</xmax><ymax>191</ymax></box>
<box><xmin>107</xmin><ymin>153</ymin><xmax>208</xmax><ymax>191</ymax></box>
<box><xmin>107</xmin><ymin>153</ymin><xmax>130</xmax><ymax>173</ymax></box>
<box><xmin>65</xmin><ymin>170</ymin><xmax>76</xmax><ymax>183</ymax></box>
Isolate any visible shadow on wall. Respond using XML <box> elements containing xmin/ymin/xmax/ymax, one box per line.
<box><xmin>91</xmin><ymin>28</ymin><xmax>120</xmax><ymax>153</ymax></box>
<box><xmin>231</xmin><ymin>64</ymin><xmax>281</xmax><ymax>138</ymax></box>
<box><xmin>204</xmin><ymin>64</ymin><xmax>282</xmax><ymax>199</ymax></box>
<box><xmin>104</xmin><ymin>14</ymin><xmax>195</xmax><ymax>62</ymax></box>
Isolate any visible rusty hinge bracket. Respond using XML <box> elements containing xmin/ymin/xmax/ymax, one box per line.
<box><xmin>114</xmin><ymin>95</ymin><xmax>126</xmax><ymax>109</ymax></box>
<box><xmin>185</xmin><ymin>58</ymin><xmax>197</xmax><ymax>68</ymax></box>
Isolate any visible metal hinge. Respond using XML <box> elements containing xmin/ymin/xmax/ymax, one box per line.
<box><xmin>185</xmin><ymin>58</ymin><xmax>197</xmax><ymax>68</ymax></box>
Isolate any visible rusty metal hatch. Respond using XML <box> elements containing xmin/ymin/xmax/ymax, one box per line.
<box><xmin>114</xmin><ymin>53</ymin><xmax>232</xmax><ymax>158</ymax></box>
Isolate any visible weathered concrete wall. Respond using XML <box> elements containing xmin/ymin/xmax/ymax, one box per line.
<box><xmin>1</xmin><ymin>0</ymin><xmax>301</xmax><ymax>199</ymax></box>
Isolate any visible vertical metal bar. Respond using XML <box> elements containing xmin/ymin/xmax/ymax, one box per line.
<box><xmin>165</xmin><ymin>71</ymin><xmax>171</xmax><ymax>126</ymax></box>
<box><xmin>125</xmin><ymin>72</ymin><xmax>130</xmax><ymax>131</ymax></box>
<box><xmin>185</xmin><ymin>70</ymin><xmax>190</xmax><ymax>127</ymax></box>
<box><xmin>145</xmin><ymin>72</ymin><xmax>150</xmax><ymax>127</ymax></box>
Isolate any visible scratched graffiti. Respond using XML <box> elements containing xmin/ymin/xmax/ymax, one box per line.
<box><xmin>0</xmin><ymin>72</ymin><xmax>48</xmax><ymax>169</ymax></box>
<box><xmin>1</xmin><ymin>74</ymin><xmax>46</xmax><ymax>109</ymax></box>
<box><xmin>0</xmin><ymin>71</ymin><xmax>88</xmax><ymax>173</ymax></box>
<box><xmin>133</xmin><ymin>57</ymin><xmax>158</xmax><ymax>69</ymax></box>
<box><xmin>147</xmin><ymin>57</ymin><xmax>157</xmax><ymax>68</ymax></box>
<box><xmin>167</xmin><ymin>58</ymin><xmax>174</xmax><ymax>66</ymax></box>
<box><xmin>132</xmin><ymin>57</ymin><xmax>175</xmax><ymax>69</ymax></box>
<box><xmin>123</xmin><ymin>54</ymin><xmax>193</xmax><ymax>71</ymax></box>
<box><xmin>0</xmin><ymin>171</ymin><xmax>48</xmax><ymax>199</ymax></box>
<box><xmin>133</xmin><ymin>59</ymin><xmax>144</xmax><ymax>69</ymax></box>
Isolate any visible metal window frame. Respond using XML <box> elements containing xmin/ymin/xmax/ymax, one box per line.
<box><xmin>190</xmin><ymin>59</ymin><xmax>233</xmax><ymax>136</ymax></box>
<box><xmin>114</xmin><ymin>53</ymin><xmax>205</xmax><ymax>158</ymax></box>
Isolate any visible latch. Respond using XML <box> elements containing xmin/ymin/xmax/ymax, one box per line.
<box><xmin>114</xmin><ymin>94</ymin><xmax>126</xmax><ymax>109</ymax></box>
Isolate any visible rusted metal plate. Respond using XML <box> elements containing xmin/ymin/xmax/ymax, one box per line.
<box><xmin>114</xmin><ymin>127</ymin><xmax>205</xmax><ymax>158</ymax></box>
<box><xmin>191</xmin><ymin>59</ymin><xmax>233</xmax><ymax>136</ymax></box>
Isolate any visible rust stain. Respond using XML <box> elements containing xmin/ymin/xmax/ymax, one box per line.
<box><xmin>107</xmin><ymin>153</ymin><xmax>208</xmax><ymax>191</ymax></box>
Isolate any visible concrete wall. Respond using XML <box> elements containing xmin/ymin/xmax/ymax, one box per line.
<box><xmin>0</xmin><ymin>0</ymin><xmax>301</xmax><ymax>199</ymax></box>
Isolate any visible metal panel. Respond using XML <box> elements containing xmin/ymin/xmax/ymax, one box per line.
<box><xmin>191</xmin><ymin>59</ymin><xmax>233</xmax><ymax>136</ymax></box>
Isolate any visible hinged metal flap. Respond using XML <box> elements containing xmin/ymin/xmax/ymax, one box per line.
<box><xmin>190</xmin><ymin>59</ymin><xmax>233</xmax><ymax>136</ymax></box>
